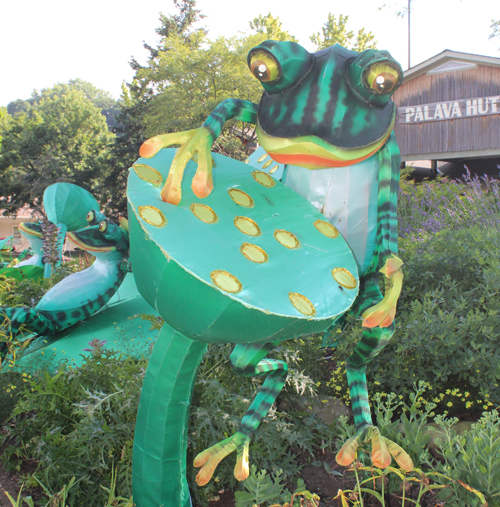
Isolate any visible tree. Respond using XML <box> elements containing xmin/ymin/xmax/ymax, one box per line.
<box><xmin>0</xmin><ymin>85</ymin><xmax>114</xmax><ymax>216</ymax></box>
<box><xmin>249</xmin><ymin>13</ymin><xmax>298</xmax><ymax>42</ymax></box>
<box><xmin>107</xmin><ymin>1</ymin><xmax>267</xmax><ymax>218</ymax></box>
<box><xmin>310</xmin><ymin>13</ymin><xmax>377</xmax><ymax>52</ymax></box>
<box><xmin>490</xmin><ymin>20</ymin><xmax>500</xmax><ymax>50</ymax></box>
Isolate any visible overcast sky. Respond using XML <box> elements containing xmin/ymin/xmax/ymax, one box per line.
<box><xmin>1</xmin><ymin>0</ymin><xmax>498</xmax><ymax>107</ymax></box>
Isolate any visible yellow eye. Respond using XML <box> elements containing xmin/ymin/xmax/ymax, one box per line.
<box><xmin>98</xmin><ymin>220</ymin><xmax>108</xmax><ymax>233</ymax></box>
<box><xmin>365</xmin><ymin>63</ymin><xmax>401</xmax><ymax>94</ymax></box>
<box><xmin>87</xmin><ymin>210</ymin><xmax>95</xmax><ymax>223</ymax></box>
<box><xmin>249</xmin><ymin>51</ymin><xmax>280</xmax><ymax>83</ymax></box>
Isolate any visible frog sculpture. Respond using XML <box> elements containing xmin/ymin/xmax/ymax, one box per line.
<box><xmin>130</xmin><ymin>40</ymin><xmax>410</xmax><ymax>507</ymax></box>
<box><xmin>0</xmin><ymin>211</ymin><xmax>129</xmax><ymax>345</ymax></box>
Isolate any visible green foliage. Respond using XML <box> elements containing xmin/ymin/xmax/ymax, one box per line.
<box><xmin>1</xmin><ymin>350</ymin><xmax>144</xmax><ymax>506</ymax></box>
<box><xmin>235</xmin><ymin>465</ymin><xmax>310</xmax><ymax>507</ymax></box>
<box><xmin>4</xmin><ymin>473</ymin><xmax>134</xmax><ymax>507</ymax></box>
<box><xmin>249</xmin><ymin>13</ymin><xmax>298</xmax><ymax>42</ymax></box>
<box><xmin>432</xmin><ymin>410</ymin><xmax>500</xmax><ymax>506</ymax></box>
<box><xmin>334</xmin><ymin>386</ymin><xmax>491</xmax><ymax>506</ymax></box>
<box><xmin>188</xmin><ymin>337</ymin><xmax>333</xmax><ymax>506</ymax></box>
<box><xmin>310</xmin><ymin>14</ymin><xmax>377</xmax><ymax>52</ymax></box>
<box><xmin>329</xmin><ymin>225</ymin><xmax>500</xmax><ymax>414</ymax></box>
<box><xmin>0</xmin><ymin>84</ymin><xmax>114</xmax><ymax>216</ymax></box>
<box><xmin>2</xmin><ymin>335</ymin><xmax>332</xmax><ymax>506</ymax></box>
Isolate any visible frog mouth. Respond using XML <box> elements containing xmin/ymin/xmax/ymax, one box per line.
<box><xmin>256</xmin><ymin>119</ymin><xmax>393</xmax><ymax>169</ymax></box>
<box><xmin>68</xmin><ymin>230</ymin><xmax>116</xmax><ymax>253</ymax></box>
<box><xmin>19</xmin><ymin>222</ymin><xmax>43</xmax><ymax>238</ymax></box>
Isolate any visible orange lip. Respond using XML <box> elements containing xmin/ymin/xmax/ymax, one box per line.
<box><xmin>267</xmin><ymin>148</ymin><xmax>381</xmax><ymax>169</ymax></box>
<box><xmin>19</xmin><ymin>222</ymin><xmax>43</xmax><ymax>238</ymax></box>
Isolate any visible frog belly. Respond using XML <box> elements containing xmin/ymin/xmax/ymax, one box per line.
<box><xmin>282</xmin><ymin>154</ymin><xmax>379</xmax><ymax>274</ymax></box>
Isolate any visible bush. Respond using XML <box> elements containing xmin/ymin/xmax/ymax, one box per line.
<box><xmin>432</xmin><ymin>410</ymin><xmax>500</xmax><ymax>507</ymax></box>
<box><xmin>328</xmin><ymin>223</ymin><xmax>500</xmax><ymax>416</ymax></box>
<box><xmin>1</xmin><ymin>336</ymin><xmax>334</xmax><ymax>506</ymax></box>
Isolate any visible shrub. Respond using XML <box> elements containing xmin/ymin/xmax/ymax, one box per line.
<box><xmin>328</xmin><ymin>224</ymin><xmax>500</xmax><ymax>415</ymax></box>
<box><xmin>2</xmin><ymin>336</ymin><xmax>333</xmax><ymax>506</ymax></box>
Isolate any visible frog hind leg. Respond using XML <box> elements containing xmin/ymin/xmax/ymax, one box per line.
<box><xmin>336</xmin><ymin>276</ymin><xmax>413</xmax><ymax>471</ymax></box>
<box><xmin>194</xmin><ymin>341</ymin><xmax>287</xmax><ymax>486</ymax></box>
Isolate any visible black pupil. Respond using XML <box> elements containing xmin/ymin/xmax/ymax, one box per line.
<box><xmin>252</xmin><ymin>60</ymin><xmax>269</xmax><ymax>80</ymax></box>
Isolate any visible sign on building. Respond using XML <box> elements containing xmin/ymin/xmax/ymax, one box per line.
<box><xmin>398</xmin><ymin>95</ymin><xmax>500</xmax><ymax>124</ymax></box>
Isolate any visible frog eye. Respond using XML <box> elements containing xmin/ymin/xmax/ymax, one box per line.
<box><xmin>249</xmin><ymin>50</ymin><xmax>281</xmax><ymax>83</ymax></box>
<box><xmin>364</xmin><ymin>63</ymin><xmax>401</xmax><ymax>95</ymax></box>
<box><xmin>98</xmin><ymin>220</ymin><xmax>108</xmax><ymax>233</ymax></box>
<box><xmin>87</xmin><ymin>210</ymin><xmax>95</xmax><ymax>223</ymax></box>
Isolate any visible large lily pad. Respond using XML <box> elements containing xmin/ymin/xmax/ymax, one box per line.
<box><xmin>128</xmin><ymin>148</ymin><xmax>359</xmax><ymax>344</ymax></box>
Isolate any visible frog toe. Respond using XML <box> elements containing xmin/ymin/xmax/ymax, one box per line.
<box><xmin>336</xmin><ymin>435</ymin><xmax>360</xmax><ymax>467</ymax></box>
<box><xmin>194</xmin><ymin>432</ymin><xmax>251</xmax><ymax>486</ymax></box>
<box><xmin>370</xmin><ymin>430</ymin><xmax>391</xmax><ymax>469</ymax></box>
<box><xmin>139</xmin><ymin>136</ymin><xmax>164</xmax><ymax>158</ymax></box>
<box><xmin>384</xmin><ymin>438</ymin><xmax>413</xmax><ymax>471</ymax></box>
<box><xmin>234</xmin><ymin>440</ymin><xmax>250</xmax><ymax>481</ymax></box>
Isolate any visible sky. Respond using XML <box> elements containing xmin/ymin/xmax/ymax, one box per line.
<box><xmin>0</xmin><ymin>0</ymin><xmax>499</xmax><ymax>107</ymax></box>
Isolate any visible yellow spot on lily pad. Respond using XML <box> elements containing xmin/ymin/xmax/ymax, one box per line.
<box><xmin>211</xmin><ymin>270</ymin><xmax>242</xmax><ymax>293</ymax></box>
<box><xmin>133</xmin><ymin>164</ymin><xmax>163</xmax><ymax>186</ymax></box>
<box><xmin>244</xmin><ymin>158</ymin><xmax>250</xmax><ymax>164</ymax></box>
<box><xmin>138</xmin><ymin>206</ymin><xmax>167</xmax><ymax>227</ymax></box>
<box><xmin>314</xmin><ymin>220</ymin><xmax>339</xmax><ymax>238</ymax></box>
<box><xmin>252</xmin><ymin>170</ymin><xmax>276</xmax><ymax>188</ymax></box>
<box><xmin>269</xmin><ymin>165</ymin><xmax>279</xmax><ymax>174</ymax></box>
<box><xmin>228</xmin><ymin>188</ymin><xmax>254</xmax><ymax>208</ymax></box>
<box><xmin>240</xmin><ymin>243</ymin><xmax>268</xmax><ymax>263</ymax></box>
<box><xmin>332</xmin><ymin>268</ymin><xmax>357</xmax><ymax>289</ymax></box>
<box><xmin>190</xmin><ymin>203</ymin><xmax>218</xmax><ymax>224</ymax></box>
<box><xmin>274</xmin><ymin>230</ymin><xmax>300</xmax><ymax>249</ymax></box>
<box><xmin>263</xmin><ymin>160</ymin><xmax>272</xmax><ymax>169</ymax></box>
<box><xmin>234</xmin><ymin>216</ymin><xmax>261</xmax><ymax>237</ymax></box>
<box><xmin>258</xmin><ymin>154</ymin><xmax>268</xmax><ymax>163</ymax></box>
<box><xmin>289</xmin><ymin>292</ymin><xmax>316</xmax><ymax>316</ymax></box>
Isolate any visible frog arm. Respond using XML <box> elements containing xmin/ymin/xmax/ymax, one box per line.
<box><xmin>362</xmin><ymin>133</ymin><xmax>403</xmax><ymax>328</ymax></box>
<box><xmin>139</xmin><ymin>99</ymin><xmax>259</xmax><ymax>205</ymax></box>
<box><xmin>194</xmin><ymin>341</ymin><xmax>287</xmax><ymax>486</ymax></box>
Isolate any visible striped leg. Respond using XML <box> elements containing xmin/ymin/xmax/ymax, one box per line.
<box><xmin>194</xmin><ymin>342</ymin><xmax>287</xmax><ymax>485</ymax></box>
<box><xmin>336</xmin><ymin>275</ymin><xmax>413</xmax><ymax>471</ymax></box>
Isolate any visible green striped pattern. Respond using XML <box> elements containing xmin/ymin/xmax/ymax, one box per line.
<box><xmin>345</xmin><ymin>134</ymin><xmax>400</xmax><ymax>430</ymax></box>
<box><xmin>230</xmin><ymin>342</ymin><xmax>288</xmax><ymax>435</ymax></box>
<box><xmin>202</xmin><ymin>99</ymin><xmax>258</xmax><ymax>140</ymax></box>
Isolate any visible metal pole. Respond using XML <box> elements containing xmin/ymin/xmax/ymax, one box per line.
<box><xmin>408</xmin><ymin>0</ymin><xmax>411</xmax><ymax>68</ymax></box>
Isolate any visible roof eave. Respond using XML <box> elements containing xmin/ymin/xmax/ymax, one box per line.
<box><xmin>403</xmin><ymin>50</ymin><xmax>500</xmax><ymax>82</ymax></box>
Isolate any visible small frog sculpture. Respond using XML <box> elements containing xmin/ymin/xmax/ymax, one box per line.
<box><xmin>132</xmin><ymin>40</ymin><xmax>410</xmax><ymax>507</ymax></box>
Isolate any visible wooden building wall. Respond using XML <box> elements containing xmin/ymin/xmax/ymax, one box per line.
<box><xmin>392</xmin><ymin>65</ymin><xmax>500</xmax><ymax>159</ymax></box>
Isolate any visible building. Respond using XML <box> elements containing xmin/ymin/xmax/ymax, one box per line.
<box><xmin>392</xmin><ymin>50</ymin><xmax>500</xmax><ymax>174</ymax></box>
<box><xmin>0</xmin><ymin>206</ymin><xmax>36</xmax><ymax>251</ymax></box>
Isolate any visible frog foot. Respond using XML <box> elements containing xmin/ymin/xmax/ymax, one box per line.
<box><xmin>336</xmin><ymin>425</ymin><xmax>413</xmax><ymax>471</ymax></box>
<box><xmin>194</xmin><ymin>431</ymin><xmax>250</xmax><ymax>486</ymax></box>
<box><xmin>362</xmin><ymin>256</ymin><xmax>403</xmax><ymax>328</ymax></box>
<box><xmin>139</xmin><ymin>127</ymin><xmax>214</xmax><ymax>205</ymax></box>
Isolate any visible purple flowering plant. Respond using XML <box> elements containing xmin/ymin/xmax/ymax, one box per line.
<box><xmin>398</xmin><ymin>169</ymin><xmax>500</xmax><ymax>239</ymax></box>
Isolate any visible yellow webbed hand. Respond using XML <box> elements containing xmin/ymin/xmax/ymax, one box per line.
<box><xmin>139</xmin><ymin>127</ymin><xmax>214</xmax><ymax>205</ymax></box>
<box><xmin>362</xmin><ymin>256</ymin><xmax>404</xmax><ymax>328</ymax></box>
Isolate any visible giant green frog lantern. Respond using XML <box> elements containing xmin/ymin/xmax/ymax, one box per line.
<box><xmin>130</xmin><ymin>41</ymin><xmax>409</xmax><ymax>507</ymax></box>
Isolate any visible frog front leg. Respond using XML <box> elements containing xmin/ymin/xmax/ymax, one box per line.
<box><xmin>139</xmin><ymin>99</ymin><xmax>258</xmax><ymax>204</ymax></box>
<box><xmin>194</xmin><ymin>341</ymin><xmax>287</xmax><ymax>485</ymax></box>
<box><xmin>335</xmin><ymin>276</ymin><xmax>413</xmax><ymax>472</ymax></box>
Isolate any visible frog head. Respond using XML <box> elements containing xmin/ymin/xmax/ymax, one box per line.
<box><xmin>68</xmin><ymin>216</ymin><xmax>129</xmax><ymax>259</ymax></box>
<box><xmin>248</xmin><ymin>41</ymin><xmax>403</xmax><ymax>169</ymax></box>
